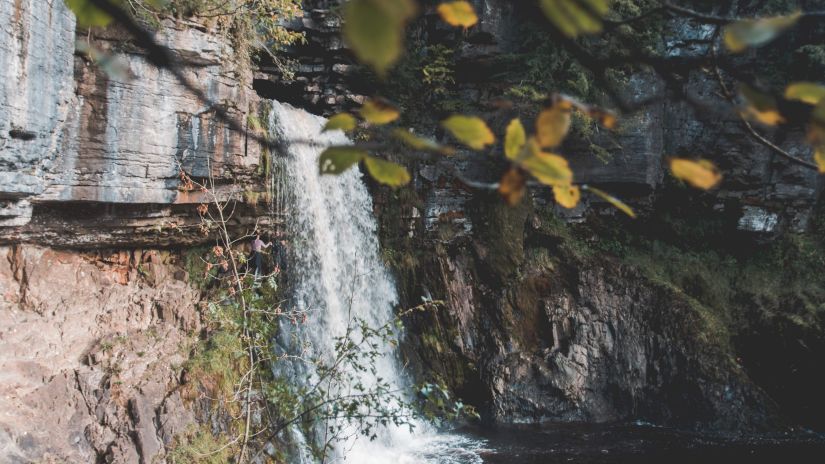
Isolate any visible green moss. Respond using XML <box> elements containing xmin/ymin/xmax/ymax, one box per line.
<box><xmin>421</xmin><ymin>44</ymin><xmax>456</xmax><ymax>97</ymax></box>
<box><xmin>167</xmin><ymin>425</ymin><xmax>234</xmax><ymax>464</ymax></box>
<box><xmin>186</xmin><ymin>329</ymin><xmax>247</xmax><ymax>399</ymax></box>
<box><xmin>184</xmin><ymin>246</ymin><xmax>213</xmax><ymax>290</ymax></box>
<box><xmin>255</xmin><ymin>100</ymin><xmax>274</xmax><ymax>179</ymax></box>
<box><xmin>176</xmin><ymin>266</ymin><xmax>288</xmax><ymax>458</ymax></box>
<box><xmin>415</xmin><ymin>314</ymin><xmax>473</xmax><ymax>391</ymax></box>
<box><xmin>587</xmin><ymin>205</ymin><xmax>825</xmax><ymax>350</ymax></box>
<box><xmin>533</xmin><ymin>208</ymin><xmax>596</xmax><ymax>260</ymax></box>
<box><xmin>469</xmin><ymin>193</ymin><xmax>531</xmax><ymax>278</ymax></box>
<box><xmin>498</xmin><ymin>30</ymin><xmax>593</xmax><ymax>103</ymax></box>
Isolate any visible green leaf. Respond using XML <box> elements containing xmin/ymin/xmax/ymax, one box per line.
<box><xmin>539</xmin><ymin>0</ymin><xmax>609</xmax><ymax>38</ymax></box>
<box><xmin>437</xmin><ymin>1</ymin><xmax>478</xmax><ymax>28</ymax></box>
<box><xmin>323</xmin><ymin>113</ymin><xmax>357</xmax><ymax>132</ymax></box>
<box><xmin>441</xmin><ymin>115</ymin><xmax>496</xmax><ymax>150</ymax></box>
<box><xmin>504</xmin><ymin>118</ymin><xmax>526</xmax><ymax>160</ymax></box>
<box><xmin>319</xmin><ymin>147</ymin><xmax>367</xmax><ymax>175</ymax></box>
<box><xmin>359</xmin><ymin>99</ymin><xmax>401</xmax><ymax>125</ymax></box>
<box><xmin>66</xmin><ymin>0</ymin><xmax>122</xmax><ymax>27</ymax></box>
<box><xmin>74</xmin><ymin>41</ymin><xmax>132</xmax><ymax>81</ymax></box>
<box><xmin>364</xmin><ymin>157</ymin><xmax>411</xmax><ymax>187</ymax></box>
<box><xmin>723</xmin><ymin>12</ymin><xmax>801</xmax><ymax>53</ymax></box>
<box><xmin>343</xmin><ymin>0</ymin><xmax>416</xmax><ymax>76</ymax></box>
<box><xmin>583</xmin><ymin>185</ymin><xmax>636</xmax><ymax>218</ymax></box>
<box><xmin>392</xmin><ymin>129</ymin><xmax>452</xmax><ymax>154</ymax></box>
<box><xmin>785</xmin><ymin>82</ymin><xmax>825</xmax><ymax>105</ymax></box>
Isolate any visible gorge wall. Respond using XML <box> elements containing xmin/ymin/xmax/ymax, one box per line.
<box><xmin>256</xmin><ymin>0</ymin><xmax>825</xmax><ymax>431</ymax></box>
<box><xmin>2</xmin><ymin>0</ymin><xmax>825</xmax><ymax>462</ymax></box>
<box><xmin>0</xmin><ymin>245</ymin><xmax>202</xmax><ymax>462</ymax></box>
<box><xmin>1</xmin><ymin>0</ymin><xmax>268</xmax><ymax>247</ymax></box>
<box><xmin>1</xmin><ymin>1</ymin><xmax>269</xmax><ymax>461</ymax></box>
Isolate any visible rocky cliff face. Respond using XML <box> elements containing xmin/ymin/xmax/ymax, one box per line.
<box><xmin>0</xmin><ymin>245</ymin><xmax>202</xmax><ymax>462</ymax></box>
<box><xmin>260</xmin><ymin>0</ymin><xmax>822</xmax><ymax>234</ymax></box>
<box><xmin>1</xmin><ymin>0</ymin><xmax>268</xmax><ymax>247</ymax></box>
<box><xmin>256</xmin><ymin>1</ymin><xmax>823</xmax><ymax>432</ymax></box>
<box><xmin>1</xmin><ymin>2</ymin><xmax>270</xmax><ymax>462</ymax></box>
<box><xmin>389</xmin><ymin>199</ymin><xmax>786</xmax><ymax>430</ymax></box>
<box><xmin>1</xmin><ymin>1</ymin><xmax>824</xmax><ymax>461</ymax></box>
<box><xmin>355</xmin><ymin>1</ymin><xmax>824</xmax><ymax>432</ymax></box>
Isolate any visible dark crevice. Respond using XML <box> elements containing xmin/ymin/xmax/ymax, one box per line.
<box><xmin>8</xmin><ymin>128</ymin><xmax>36</xmax><ymax>140</ymax></box>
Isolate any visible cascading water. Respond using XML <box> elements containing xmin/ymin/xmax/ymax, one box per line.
<box><xmin>266</xmin><ymin>101</ymin><xmax>484</xmax><ymax>463</ymax></box>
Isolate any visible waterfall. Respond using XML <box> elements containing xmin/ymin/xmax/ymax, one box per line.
<box><xmin>266</xmin><ymin>101</ymin><xmax>483</xmax><ymax>463</ymax></box>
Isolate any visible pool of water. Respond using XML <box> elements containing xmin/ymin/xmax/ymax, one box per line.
<box><xmin>449</xmin><ymin>423</ymin><xmax>825</xmax><ymax>463</ymax></box>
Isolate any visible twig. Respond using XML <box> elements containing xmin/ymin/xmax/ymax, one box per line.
<box><xmin>661</xmin><ymin>1</ymin><xmax>825</xmax><ymax>24</ymax></box>
<box><xmin>710</xmin><ymin>42</ymin><xmax>818</xmax><ymax>170</ymax></box>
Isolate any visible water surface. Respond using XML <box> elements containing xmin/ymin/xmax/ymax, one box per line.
<box><xmin>459</xmin><ymin>423</ymin><xmax>825</xmax><ymax>463</ymax></box>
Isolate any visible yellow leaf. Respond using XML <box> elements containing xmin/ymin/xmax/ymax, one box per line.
<box><xmin>815</xmin><ymin>146</ymin><xmax>825</xmax><ymax>173</ymax></box>
<box><xmin>539</xmin><ymin>0</ymin><xmax>609</xmax><ymax>38</ymax></box>
<box><xmin>592</xmin><ymin>109</ymin><xmax>617</xmax><ymax>130</ymax></box>
<box><xmin>743</xmin><ymin>107</ymin><xmax>785</xmax><ymax>126</ymax></box>
<box><xmin>520</xmin><ymin>151</ymin><xmax>573</xmax><ymax>186</ymax></box>
<box><xmin>670</xmin><ymin>158</ymin><xmax>722</xmax><ymax>190</ymax></box>
<box><xmin>392</xmin><ymin>128</ymin><xmax>451</xmax><ymax>153</ymax></box>
<box><xmin>504</xmin><ymin>118</ymin><xmax>526</xmax><ymax>160</ymax></box>
<box><xmin>442</xmin><ymin>115</ymin><xmax>496</xmax><ymax>150</ymax></box>
<box><xmin>536</xmin><ymin>104</ymin><xmax>572</xmax><ymax>148</ymax></box>
<box><xmin>553</xmin><ymin>184</ymin><xmax>581</xmax><ymax>209</ymax></box>
<box><xmin>343</xmin><ymin>0</ymin><xmax>417</xmax><ymax>76</ymax></box>
<box><xmin>724</xmin><ymin>12</ymin><xmax>801</xmax><ymax>53</ymax></box>
<box><xmin>437</xmin><ymin>1</ymin><xmax>478</xmax><ymax>28</ymax></box>
<box><xmin>323</xmin><ymin>113</ymin><xmax>357</xmax><ymax>132</ymax></box>
<box><xmin>583</xmin><ymin>185</ymin><xmax>636</xmax><ymax>218</ymax></box>
<box><xmin>498</xmin><ymin>168</ymin><xmax>526</xmax><ymax>206</ymax></box>
<box><xmin>319</xmin><ymin>147</ymin><xmax>367</xmax><ymax>175</ymax></box>
<box><xmin>739</xmin><ymin>84</ymin><xmax>785</xmax><ymax>126</ymax></box>
<box><xmin>359</xmin><ymin>98</ymin><xmax>401</xmax><ymax>125</ymax></box>
<box><xmin>785</xmin><ymin>82</ymin><xmax>825</xmax><ymax>105</ymax></box>
<box><xmin>554</xmin><ymin>94</ymin><xmax>617</xmax><ymax>129</ymax></box>
<box><xmin>364</xmin><ymin>156</ymin><xmax>411</xmax><ymax>187</ymax></box>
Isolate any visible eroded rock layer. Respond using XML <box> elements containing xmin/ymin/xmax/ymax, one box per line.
<box><xmin>0</xmin><ymin>245</ymin><xmax>202</xmax><ymax>462</ymax></box>
<box><xmin>1</xmin><ymin>0</ymin><xmax>267</xmax><ymax>246</ymax></box>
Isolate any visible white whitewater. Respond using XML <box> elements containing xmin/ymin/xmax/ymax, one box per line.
<box><xmin>267</xmin><ymin>101</ymin><xmax>483</xmax><ymax>463</ymax></box>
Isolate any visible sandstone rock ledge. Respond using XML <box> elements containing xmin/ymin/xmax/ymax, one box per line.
<box><xmin>0</xmin><ymin>245</ymin><xmax>204</xmax><ymax>463</ymax></box>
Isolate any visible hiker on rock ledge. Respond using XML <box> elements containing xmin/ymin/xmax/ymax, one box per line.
<box><xmin>251</xmin><ymin>234</ymin><xmax>272</xmax><ymax>278</ymax></box>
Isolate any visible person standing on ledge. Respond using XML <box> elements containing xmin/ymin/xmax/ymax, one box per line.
<box><xmin>251</xmin><ymin>234</ymin><xmax>272</xmax><ymax>278</ymax></box>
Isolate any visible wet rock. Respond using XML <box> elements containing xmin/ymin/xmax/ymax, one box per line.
<box><xmin>738</xmin><ymin>206</ymin><xmax>780</xmax><ymax>233</ymax></box>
